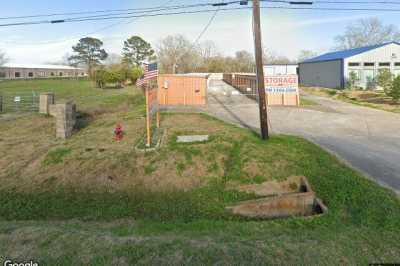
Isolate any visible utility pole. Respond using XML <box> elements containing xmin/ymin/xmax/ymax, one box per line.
<box><xmin>252</xmin><ymin>0</ymin><xmax>269</xmax><ymax>140</ymax></box>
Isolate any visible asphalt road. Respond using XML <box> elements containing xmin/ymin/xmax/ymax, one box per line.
<box><xmin>206</xmin><ymin>78</ymin><xmax>400</xmax><ymax>194</ymax></box>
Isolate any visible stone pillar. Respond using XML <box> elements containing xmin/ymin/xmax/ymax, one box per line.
<box><xmin>54</xmin><ymin>101</ymin><xmax>76</xmax><ymax>139</ymax></box>
<box><xmin>39</xmin><ymin>93</ymin><xmax>55</xmax><ymax>114</ymax></box>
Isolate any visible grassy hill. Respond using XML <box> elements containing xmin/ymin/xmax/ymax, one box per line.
<box><xmin>0</xmin><ymin>79</ymin><xmax>399</xmax><ymax>265</ymax></box>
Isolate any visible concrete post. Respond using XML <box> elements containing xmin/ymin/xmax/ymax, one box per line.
<box><xmin>54</xmin><ymin>101</ymin><xmax>76</xmax><ymax>139</ymax></box>
<box><xmin>39</xmin><ymin>93</ymin><xmax>55</xmax><ymax>114</ymax></box>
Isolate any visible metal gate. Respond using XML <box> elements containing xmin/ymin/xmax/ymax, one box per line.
<box><xmin>0</xmin><ymin>92</ymin><xmax>39</xmax><ymax>113</ymax></box>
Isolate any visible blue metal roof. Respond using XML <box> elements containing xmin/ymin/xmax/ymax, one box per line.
<box><xmin>301</xmin><ymin>41</ymin><xmax>400</xmax><ymax>63</ymax></box>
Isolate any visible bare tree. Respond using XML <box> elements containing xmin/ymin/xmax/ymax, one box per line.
<box><xmin>297</xmin><ymin>50</ymin><xmax>317</xmax><ymax>62</ymax></box>
<box><xmin>334</xmin><ymin>17</ymin><xmax>400</xmax><ymax>50</ymax></box>
<box><xmin>234</xmin><ymin>50</ymin><xmax>255</xmax><ymax>73</ymax></box>
<box><xmin>0</xmin><ymin>50</ymin><xmax>9</xmax><ymax>66</ymax></box>
<box><xmin>263</xmin><ymin>49</ymin><xmax>293</xmax><ymax>64</ymax></box>
<box><xmin>157</xmin><ymin>35</ymin><xmax>201</xmax><ymax>74</ymax></box>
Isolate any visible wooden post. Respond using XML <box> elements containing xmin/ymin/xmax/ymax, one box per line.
<box><xmin>253</xmin><ymin>0</ymin><xmax>269</xmax><ymax>139</ymax></box>
<box><xmin>145</xmin><ymin>87</ymin><xmax>151</xmax><ymax>147</ymax></box>
<box><xmin>296</xmin><ymin>92</ymin><xmax>300</xmax><ymax>106</ymax></box>
<box><xmin>156</xmin><ymin>111</ymin><xmax>160</xmax><ymax>128</ymax></box>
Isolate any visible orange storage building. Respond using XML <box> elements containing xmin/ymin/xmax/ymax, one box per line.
<box><xmin>158</xmin><ymin>74</ymin><xmax>208</xmax><ymax>106</ymax></box>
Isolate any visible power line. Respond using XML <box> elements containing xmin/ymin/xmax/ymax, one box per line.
<box><xmin>2</xmin><ymin>0</ymin><xmax>400</xmax><ymax>22</ymax></box>
<box><xmin>193</xmin><ymin>9</ymin><xmax>220</xmax><ymax>45</ymax></box>
<box><xmin>3</xmin><ymin>5</ymin><xmax>400</xmax><ymax>28</ymax></box>
<box><xmin>0</xmin><ymin>1</ymin><xmax>242</xmax><ymax>21</ymax></box>
<box><xmin>264</xmin><ymin>0</ymin><xmax>400</xmax><ymax>4</ymax></box>
<box><xmin>0</xmin><ymin>0</ymin><xmax>178</xmax><ymax>45</ymax></box>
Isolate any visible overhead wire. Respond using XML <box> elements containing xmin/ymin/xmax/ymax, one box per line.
<box><xmin>0</xmin><ymin>1</ymin><xmax>242</xmax><ymax>21</ymax></box>
<box><xmin>4</xmin><ymin>5</ymin><xmax>400</xmax><ymax>28</ymax></box>
<box><xmin>2</xmin><ymin>0</ymin><xmax>400</xmax><ymax>22</ymax></box>
<box><xmin>0</xmin><ymin>0</ymin><xmax>178</xmax><ymax>45</ymax></box>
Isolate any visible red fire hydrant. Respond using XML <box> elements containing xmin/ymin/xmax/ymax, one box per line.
<box><xmin>114</xmin><ymin>124</ymin><xmax>123</xmax><ymax>141</ymax></box>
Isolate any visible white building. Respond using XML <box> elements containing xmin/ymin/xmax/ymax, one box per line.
<box><xmin>0</xmin><ymin>64</ymin><xmax>86</xmax><ymax>79</ymax></box>
<box><xmin>299</xmin><ymin>42</ymin><xmax>400</xmax><ymax>89</ymax></box>
<box><xmin>264</xmin><ymin>64</ymin><xmax>298</xmax><ymax>75</ymax></box>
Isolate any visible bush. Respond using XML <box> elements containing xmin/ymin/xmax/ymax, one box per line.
<box><xmin>129</xmin><ymin>67</ymin><xmax>143</xmax><ymax>84</ymax></box>
<box><xmin>346</xmin><ymin>71</ymin><xmax>358</xmax><ymax>90</ymax></box>
<box><xmin>389</xmin><ymin>75</ymin><xmax>400</xmax><ymax>102</ymax></box>
<box><xmin>377</xmin><ymin>69</ymin><xmax>393</xmax><ymax>94</ymax></box>
<box><xmin>94</xmin><ymin>64</ymin><xmax>142</xmax><ymax>88</ymax></box>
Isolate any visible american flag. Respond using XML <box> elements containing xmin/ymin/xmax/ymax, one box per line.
<box><xmin>136</xmin><ymin>63</ymin><xmax>158</xmax><ymax>87</ymax></box>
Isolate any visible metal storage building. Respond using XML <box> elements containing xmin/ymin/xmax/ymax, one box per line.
<box><xmin>299</xmin><ymin>42</ymin><xmax>400</xmax><ymax>89</ymax></box>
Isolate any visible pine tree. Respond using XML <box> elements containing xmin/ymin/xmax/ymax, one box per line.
<box><xmin>69</xmin><ymin>37</ymin><xmax>108</xmax><ymax>77</ymax></box>
<box><xmin>122</xmin><ymin>36</ymin><xmax>156</xmax><ymax>66</ymax></box>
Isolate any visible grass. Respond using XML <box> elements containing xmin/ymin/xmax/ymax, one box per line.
<box><xmin>42</xmin><ymin>148</ymin><xmax>72</xmax><ymax>166</ymax></box>
<box><xmin>0</xmin><ymin>79</ymin><xmax>142</xmax><ymax>114</ymax></box>
<box><xmin>302</xmin><ymin>86</ymin><xmax>400</xmax><ymax>113</ymax></box>
<box><xmin>300</xmin><ymin>97</ymin><xmax>319</xmax><ymax>106</ymax></box>
<box><xmin>0</xmin><ymin>80</ymin><xmax>399</xmax><ymax>264</ymax></box>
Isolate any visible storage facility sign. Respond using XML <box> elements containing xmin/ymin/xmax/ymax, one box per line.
<box><xmin>264</xmin><ymin>75</ymin><xmax>298</xmax><ymax>94</ymax></box>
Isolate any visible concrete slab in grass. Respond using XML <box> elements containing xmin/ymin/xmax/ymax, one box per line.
<box><xmin>177</xmin><ymin>135</ymin><xmax>209</xmax><ymax>143</ymax></box>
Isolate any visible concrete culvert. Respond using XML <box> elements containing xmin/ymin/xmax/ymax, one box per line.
<box><xmin>226</xmin><ymin>176</ymin><xmax>327</xmax><ymax>219</ymax></box>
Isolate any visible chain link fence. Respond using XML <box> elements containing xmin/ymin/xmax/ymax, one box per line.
<box><xmin>0</xmin><ymin>91</ymin><xmax>39</xmax><ymax>113</ymax></box>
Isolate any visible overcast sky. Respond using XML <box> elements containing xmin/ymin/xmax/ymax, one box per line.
<box><xmin>0</xmin><ymin>0</ymin><xmax>398</xmax><ymax>64</ymax></box>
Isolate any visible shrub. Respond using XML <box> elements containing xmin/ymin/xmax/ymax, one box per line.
<box><xmin>94</xmin><ymin>64</ymin><xmax>139</xmax><ymax>88</ymax></box>
<box><xmin>346</xmin><ymin>71</ymin><xmax>358</xmax><ymax>90</ymax></box>
<box><xmin>129</xmin><ymin>67</ymin><xmax>143</xmax><ymax>84</ymax></box>
<box><xmin>377</xmin><ymin>69</ymin><xmax>393</xmax><ymax>94</ymax></box>
<box><xmin>389</xmin><ymin>75</ymin><xmax>400</xmax><ymax>102</ymax></box>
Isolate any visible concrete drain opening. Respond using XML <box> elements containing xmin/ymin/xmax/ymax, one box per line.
<box><xmin>226</xmin><ymin>176</ymin><xmax>328</xmax><ymax>219</ymax></box>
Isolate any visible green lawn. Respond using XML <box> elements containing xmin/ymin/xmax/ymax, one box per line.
<box><xmin>0</xmin><ymin>79</ymin><xmax>138</xmax><ymax>113</ymax></box>
<box><xmin>0</xmin><ymin>80</ymin><xmax>399</xmax><ymax>265</ymax></box>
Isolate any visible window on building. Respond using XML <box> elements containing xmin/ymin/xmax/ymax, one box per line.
<box><xmin>28</xmin><ymin>72</ymin><xmax>33</xmax><ymax>77</ymax></box>
<box><xmin>15</xmin><ymin>72</ymin><xmax>21</xmax><ymax>78</ymax></box>
<box><xmin>348</xmin><ymin>62</ymin><xmax>360</xmax><ymax>67</ymax></box>
<box><xmin>364</xmin><ymin>62</ymin><xmax>375</xmax><ymax>67</ymax></box>
<box><xmin>0</xmin><ymin>72</ymin><xmax>6</xmax><ymax>78</ymax></box>
<box><xmin>50</xmin><ymin>72</ymin><xmax>55</xmax><ymax>76</ymax></box>
<box><xmin>395</xmin><ymin>62</ymin><xmax>400</xmax><ymax>67</ymax></box>
<box><xmin>59</xmin><ymin>72</ymin><xmax>63</xmax><ymax>77</ymax></box>
<box><xmin>379</xmin><ymin>62</ymin><xmax>391</xmax><ymax>67</ymax></box>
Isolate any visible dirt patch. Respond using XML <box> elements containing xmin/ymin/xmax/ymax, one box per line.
<box><xmin>236</xmin><ymin>176</ymin><xmax>305</xmax><ymax>196</ymax></box>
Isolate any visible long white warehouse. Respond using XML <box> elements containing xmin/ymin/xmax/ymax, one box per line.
<box><xmin>299</xmin><ymin>42</ymin><xmax>400</xmax><ymax>89</ymax></box>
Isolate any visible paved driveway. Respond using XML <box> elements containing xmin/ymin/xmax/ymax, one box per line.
<box><xmin>206</xmin><ymin>78</ymin><xmax>400</xmax><ymax>194</ymax></box>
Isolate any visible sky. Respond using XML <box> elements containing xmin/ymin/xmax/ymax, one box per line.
<box><xmin>0</xmin><ymin>0</ymin><xmax>399</xmax><ymax>64</ymax></box>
